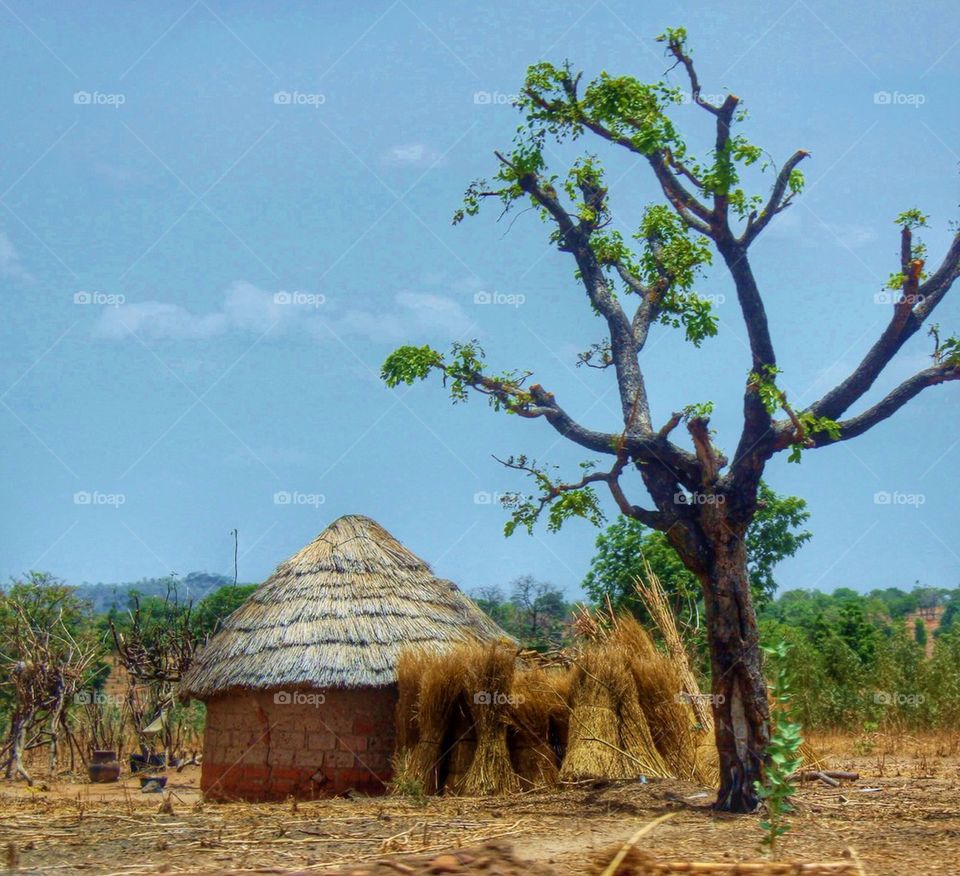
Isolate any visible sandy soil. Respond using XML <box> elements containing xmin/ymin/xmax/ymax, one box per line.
<box><xmin>1</xmin><ymin>735</ymin><xmax>957</xmax><ymax>875</ymax></box>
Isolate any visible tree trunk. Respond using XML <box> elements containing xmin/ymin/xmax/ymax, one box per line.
<box><xmin>48</xmin><ymin>690</ymin><xmax>66</xmax><ymax>776</ymax></box>
<box><xmin>6</xmin><ymin>715</ymin><xmax>33</xmax><ymax>784</ymax></box>
<box><xmin>699</xmin><ymin>530</ymin><xmax>770</xmax><ymax>813</ymax></box>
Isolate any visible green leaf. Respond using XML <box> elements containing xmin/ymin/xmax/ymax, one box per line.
<box><xmin>381</xmin><ymin>345</ymin><xmax>443</xmax><ymax>387</ymax></box>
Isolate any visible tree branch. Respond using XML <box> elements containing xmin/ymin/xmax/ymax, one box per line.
<box><xmin>497</xmin><ymin>452</ymin><xmax>669</xmax><ymax>530</ymax></box>
<box><xmin>523</xmin><ymin>86</ymin><xmax>715</xmax><ymax>236</ymax></box>
<box><xmin>801</xmin><ymin>363</ymin><xmax>960</xmax><ymax>447</ymax></box>
<box><xmin>740</xmin><ymin>151</ymin><xmax>809</xmax><ymax>246</ymax></box>
<box><xmin>809</xmin><ymin>230</ymin><xmax>960</xmax><ymax>422</ymax></box>
<box><xmin>497</xmin><ymin>152</ymin><xmax>654</xmax><ymax>429</ymax></box>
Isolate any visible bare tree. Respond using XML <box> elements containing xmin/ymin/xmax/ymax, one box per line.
<box><xmin>0</xmin><ymin>576</ymin><xmax>102</xmax><ymax>782</ymax></box>
<box><xmin>509</xmin><ymin>575</ymin><xmax>567</xmax><ymax>647</ymax></box>
<box><xmin>109</xmin><ymin>584</ymin><xmax>198</xmax><ymax>762</ymax></box>
<box><xmin>383</xmin><ymin>28</ymin><xmax>960</xmax><ymax>811</ymax></box>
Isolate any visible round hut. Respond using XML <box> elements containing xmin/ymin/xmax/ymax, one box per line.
<box><xmin>181</xmin><ymin>514</ymin><xmax>509</xmax><ymax>800</ymax></box>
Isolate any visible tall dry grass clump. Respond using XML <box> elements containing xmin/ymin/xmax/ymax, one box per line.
<box><xmin>634</xmin><ymin>564</ymin><xmax>712</xmax><ymax>731</ymax></box>
<box><xmin>509</xmin><ymin>667</ymin><xmax>565</xmax><ymax>788</ymax></box>
<box><xmin>459</xmin><ymin>642</ymin><xmax>521</xmax><ymax>795</ymax></box>
<box><xmin>611</xmin><ymin>616</ymin><xmax>711</xmax><ymax>783</ymax></box>
<box><xmin>395</xmin><ymin>647</ymin><xmax>432</xmax><ymax>753</ymax></box>
<box><xmin>560</xmin><ymin>641</ymin><xmax>672</xmax><ymax>781</ymax></box>
<box><xmin>393</xmin><ymin>606</ymin><xmax>731</xmax><ymax>795</ymax></box>
<box><xmin>397</xmin><ymin>651</ymin><xmax>465</xmax><ymax>794</ymax></box>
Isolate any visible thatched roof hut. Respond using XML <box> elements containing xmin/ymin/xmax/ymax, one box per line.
<box><xmin>183</xmin><ymin>514</ymin><xmax>510</xmax><ymax>800</ymax></box>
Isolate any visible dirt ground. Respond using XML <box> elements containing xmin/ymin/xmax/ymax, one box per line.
<box><xmin>1</xmin><ymin>734</ymin><xmax>958</xmax><ymax>875</ymax></box>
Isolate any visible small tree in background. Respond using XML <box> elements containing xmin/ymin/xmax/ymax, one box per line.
<box><xmin>0</xmin><ymin>574</ymin><xmax>103</xmax><ymax>782</ymax></box>
<box><xmin>508</xmin><ymin>575</ymin><xmax>568</xmax><ymax>650</ymax></box>
<box><xmin>109</xmin><ymin>581</ymin><xmax>199</xmax><ymax>762</ymax></box>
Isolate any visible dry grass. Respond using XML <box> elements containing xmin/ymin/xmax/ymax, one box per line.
<box><xmin>395</xmin><ymin>614</ymin><xmax>726</xmax><ymax>792</ymax></box>
<box><xmin>460</xmin><ymin>642</ymin><xmax>521</xmax><ymax>796</ymax></box>
<box><xmin>510</xmin><ymin>668</ymin><xmax>564</xmax><ymax>788</ymax></box>
<box><xmin>561</xmin><ymin>643</ymin><xmax>672</xmax><ymax>781</ymax></box>
<box><xmin>400</xmin><ymin>653</ymin><xmax>466</xmax><ymax>795</ymax></box>
<box><xmin>5</xmin><ymin>738</ymin><xmax>959</xmax><ymax>876</ymax></box>
<box><xmin>611</xmin><ymin>617</ymin><xmax>715</xmax><ymax>785</ymax></box>
<box><xmin>395</xmin><ymin>647</ymin><xmax>432</xmax><ymax>753</ymax></box>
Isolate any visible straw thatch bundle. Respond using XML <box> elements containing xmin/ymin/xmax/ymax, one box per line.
<box><xmin>182</xmin><ymin>515</ymin><xmax>511</xmax><ymax>697</ymax></box>
<box><xmin>459</xmin><ymin>642</ymin><xmax>521</xmax><ymax>796</ymax></box>
<box><xmin>560</xmin><ymin>642</ymin><xmax>673</xmax><ymax>781</ymax></box>
<box><xmin>633</xmin><ymin>564</ymin><xmax>713</xmax><ymax>731</ymax></box>
<box><xmin>508</xmin><ymin>668</ymin><xmax>566</xmax><ymax>788</ymax></box>
<box><xmin>440</xmin><ymin>699</ymin><xmax>477</xmax><ymax>794</ymax></box>
<box><xmin>611</xmin><ymin>617</ymin><xmax>711</xmax><ymax>784</ymax></box>
<box><xmin>395</xmin><ymin>648</ymin><xmax>433</xmax><ymax>753</ymax></box>
<box><xmin>399</xmin><ymin>652</ymin><xmax>467</xmax><ymax>795</ymax></box>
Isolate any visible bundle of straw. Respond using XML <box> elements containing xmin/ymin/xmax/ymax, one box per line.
<box><xmin>509</xmin><ymin>668</ymin><xmax>563</xmax><ymax>788</ymax></box>
<box><xmin>395</xmin><ymin>648</ymin><xmax>432</xmax><ymax>754</ymax></box>
<box><xmin>560</xmin><ymin>642</ymin><xmax>672</xmax><ymax>781</ymax></box>
<box><xmin>402</xmin><ymin>652</ymin><xmax>465</xmax><ymax>794</ymax></box>
<box><xmin>612</xmin><ymin>617</ymin><xmax>710</xmax><ymax>783</ymax></box>
<box><xmin>634</xmin><ymin>562</ymin><xmax>713</xmax><ymax>732</ymax></box>
<box><xmin>459</xmin><ymin>642</ymin><xmax>521</xmax><ymax>795</ymax></box>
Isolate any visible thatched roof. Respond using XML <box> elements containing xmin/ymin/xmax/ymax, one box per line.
<box><xmin>181</xmin><ymin>515</ymin><xmax>511</xmax><ymax>697</ymax></box>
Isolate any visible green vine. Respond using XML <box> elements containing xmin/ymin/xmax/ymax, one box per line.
<box><xmin>755</xmin><ymin>640</ymin><xmax>804</xmax><ymax>858</ymax></box>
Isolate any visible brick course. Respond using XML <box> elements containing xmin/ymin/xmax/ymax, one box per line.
<box><xmin>200</xmin><ymin>685</ymin><xmax>398</xmax><ymax>801</ymax></box>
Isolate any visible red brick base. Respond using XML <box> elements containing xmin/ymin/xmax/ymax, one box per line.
<box><xmin>199</xmin><ymin>686</ymin><xmax>397</xmax><ymax>801</ymax></box>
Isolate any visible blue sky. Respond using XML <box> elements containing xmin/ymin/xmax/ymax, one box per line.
<box><xmin>1</xmin><ymin>0</ymin><xmax>958</xmax><ymax>602</ymax></box>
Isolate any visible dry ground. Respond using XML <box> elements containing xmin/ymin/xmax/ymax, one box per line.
<box><xmin>1</xmin><ymin>733</ymin><xmax>958</xmax><ymax>875</ymax></box>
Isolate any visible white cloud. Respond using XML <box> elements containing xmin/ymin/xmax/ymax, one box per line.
<box><xmin>94</xmin><ymin>281</ymin><xmax>291</xmax><ymax>340</ymax></box>
<box><xmin>93</xmin><ymin>281</ymin><xmax>473</xmax><ymax>345</ymax></box>
<box><xmin>0</xmin><ymin>231</ymin><xmax>34</xmax><ymax>281</ymax></box>
<box><xmin>382</xmin><ymin>143</ymin><xmax>443</xmax><ymax>166</ymax></box>
<box><xmin>397</xmin><ymin>291</ymin><xmax>474</xmax><ymax>336</ymax></box>
<box><xmin>825</xmin><ymin>223</ymin><xmax>878</xmax><ymax>249</ymax></box>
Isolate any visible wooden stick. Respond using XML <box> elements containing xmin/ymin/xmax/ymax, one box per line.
<box><xmin>788</xmin><ymin>770</ymin><xmax>859</xmax><ymax>782</ymax></box>
<box><xmin>600</xmin><ymin>811</ymin><xmax>678</xmax><ymax>876</ymax></box>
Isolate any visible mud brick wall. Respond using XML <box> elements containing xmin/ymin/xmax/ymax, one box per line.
<box><xmin>199</xmin><ymin>685</ymin><xmax>398</xmax><ymax>800</ymax></box>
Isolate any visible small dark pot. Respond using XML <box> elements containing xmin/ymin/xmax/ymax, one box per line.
<box><xmin>88</xmin><ymin>750</ymin><xmax>121</xmax><ymax>783</ymax></box>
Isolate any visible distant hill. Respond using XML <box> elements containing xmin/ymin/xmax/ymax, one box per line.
<box><xmin>74</xmin><ymin>572</ymin><xmax>246</xmax><ymax>613</ymax></box>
